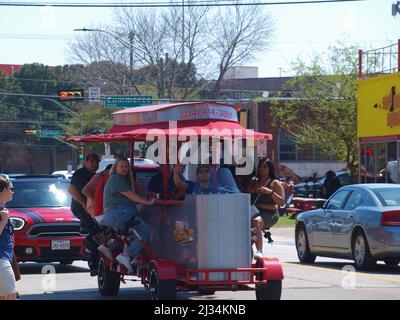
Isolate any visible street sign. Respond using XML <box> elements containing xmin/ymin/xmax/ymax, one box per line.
<box><xmin>88</xmin><ymin>87</ymin><xmax>101</xmax><ymax>104</ymax></box>
<box><xmin>40</xmin><ymin>129</ymin><xmax>62</xmax><ymax>138</ymax></box>
<box><xmin>104</xmin><ymin>96</ymin><xmax>153</xmax><ymax>108</ymax></box>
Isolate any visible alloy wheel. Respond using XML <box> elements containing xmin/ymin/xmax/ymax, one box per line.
<box><xmin>297</xmin><ymin>230</ymin><xmax>307</xmax><ymax>258</ymax></box>
<box><xmin>354</xmin><ymin>235</ymin><xmax>366</xmax><ymax>266</ymax></box>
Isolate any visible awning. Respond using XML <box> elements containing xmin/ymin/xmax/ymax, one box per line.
<box><xmin>65</xmin><ymin>119</ymin><xmax>272</xmax><ymax>143</ymax></box>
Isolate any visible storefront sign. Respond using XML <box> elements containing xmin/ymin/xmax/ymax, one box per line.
<box><xmin>388</xmin><ymin>112</ymin><xmax>400</xmax><ymax>127</ymax></box>
<box><xmin>358</xmin><ymin>73</ymin><xmax>400</xmax><ymax>138</ymax></box>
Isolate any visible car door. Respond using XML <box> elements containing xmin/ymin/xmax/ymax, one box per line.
<box><xmin>331</xmin><ymin>190</ymin><xmax>365</xmax><ymax>251</ymax></box>
<box><xmin>313</xmin><ymin>190</ymin><xmax>351</xmax><ymax>250</ymax></box>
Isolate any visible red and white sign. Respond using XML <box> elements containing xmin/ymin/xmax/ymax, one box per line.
<box><xmin>257</xmin><ymin>139</ymin><xmax>267</xmax><ymax>157</ymax></box>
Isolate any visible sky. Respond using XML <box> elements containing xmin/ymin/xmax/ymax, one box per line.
<box><xmin>0</xmin><ymin>0</ymin><xmax>399</xmax><ymax>78</ymax></box>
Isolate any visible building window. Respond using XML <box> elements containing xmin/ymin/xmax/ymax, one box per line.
<box><xmin>279</xmin><ymin>131</ymin><xmax>333</xmax><ymax>161</ymax></box>
<box><xmin>359</xmin><ymin>141</ymin><xmax>399</xmax><ymax>184</ymax></box>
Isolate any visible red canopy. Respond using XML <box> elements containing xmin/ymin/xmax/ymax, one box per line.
<box><xmin>65</xmin><ymin>119</ymin><xmax>272</xmax><ymax>143</ymax></box>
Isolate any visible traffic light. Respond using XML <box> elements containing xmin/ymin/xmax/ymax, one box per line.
<box><xmin>58</xmin><ymin>89</ymin><xmax>84</xmax><ymax>101</ymax></box>
<box><xmin>79</xmin><ymin>147</ymin><xmax>84</xmax><ymax>160</ymax></box>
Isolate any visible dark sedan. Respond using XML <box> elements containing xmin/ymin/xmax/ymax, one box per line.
<box><xmin>293</xmin><ymin>171</ymin><xmax>352</xmax><ymax>198</ymax></box>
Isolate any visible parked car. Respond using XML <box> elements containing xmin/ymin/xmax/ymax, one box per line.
<box><xmin>7</xmin><ymin>176</ymin><xmax>86</xmax><ymax>264</ymax></box>
<box><xmin>295</xmin><ymin>184</ymin><xmax>400</xmax><ymax>270</ymax></box>
<box><xmin>52</xmin><ymin>170</ymin><xmax>74</xmax><ymax>180</ymax></box>
<box><xmin>293</xmin><ymin>171</ymin><xmax>353</xmax><ymax>198</ymax></box>
<box><xmin>97</xmin><ymin>157</ymin><xmax>155</xmax><ymax>172</ymax></box>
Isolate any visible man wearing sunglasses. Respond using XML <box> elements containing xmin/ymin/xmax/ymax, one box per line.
<box><xmin>0</xmin><ymin>177</ymin><xmax>16</xmax><ymax>300</ymax></box>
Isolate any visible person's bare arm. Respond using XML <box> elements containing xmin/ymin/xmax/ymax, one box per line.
<box><xmin>120</xmin><ymin>191</ymin><xmax>154</xmax><ymax>205</ymax></box>
<box><xmin>173</xmin><ymin>173</ymin><xmax>188</xmax><ymax>191</ymax></box>
<box><xmin>0</xmin><ymin>210</ymin><xmax>9</xmax><ymax>235</ymax></box>
<box><xmin>82</xmin><ymin>175</ymin><xmax>101</xmax><ymax>199</ymax></box>
<box><xmin>271</xmin><ymin>180</ymin><xmax>286</xmax><ymax>206</ymax></box>
<box><xmin>256</xmin><ymin>180</ymin><xmax>286</xmax><ymax>207</ymax></box>
<box><xmin>68</xmin><ymin>184</ymin><xmax>86</xmax><ymax>207</ymax></box>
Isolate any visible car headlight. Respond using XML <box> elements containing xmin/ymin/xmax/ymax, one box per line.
<box><xmin>10</xmin><ymin>217</ymin><xmax>26</xmax><ymax>231</ymax></box>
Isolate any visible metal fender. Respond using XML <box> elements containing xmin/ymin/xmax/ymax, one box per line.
<box><xmin>149</xmin><ymin>259</ymin><xmax>178</xmax><ymax>280</ymax></box>
<box><xmin>259</xmin><ymin>257</ymin><xmax>284</xmax><ymax>280</ymax></box>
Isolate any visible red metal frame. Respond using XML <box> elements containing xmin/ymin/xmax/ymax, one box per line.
<box><xmin>185</xmin><ymin>267</ymin><xmax>268</xmax><ymax>285</ymax></box>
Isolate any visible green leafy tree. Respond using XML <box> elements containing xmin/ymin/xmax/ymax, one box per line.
<box><xmin>63</xmin><ymin>104</ymin><xmax>115</xmax><ymax>155</ymax></box>
<box><xmin>270</xmin><ymin>44</ymin><xmax>359</xmax><ymax>179</ymax></box>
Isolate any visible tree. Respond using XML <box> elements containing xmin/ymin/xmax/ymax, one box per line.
<box><xmin>208</xmin><ymin>1</ymin><xmax>275</xmax><ymax>98</ymax></box>
<box><xmin>270</xmin><ymin>44</ymin><xmax>359</xmax><ymax>178</ymax></box>
<box><xmin>66</xmin><ymin>1</ymin><xmax>275</xmax><ymax>100</ymax></box>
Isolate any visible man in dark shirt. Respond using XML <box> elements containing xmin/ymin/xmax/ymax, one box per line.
<box><xmin>148</xmin><ymin>164</ymin><xmax>186</xmax><ymax>200</ymax></box>
<box><xmin>68</xmin><ymin>153</ymin><xmax>100</xmax><ymax>275</ymax></box>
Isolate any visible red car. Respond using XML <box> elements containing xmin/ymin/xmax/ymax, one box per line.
<box><xmin>8</xmin><ymin>176</ymin><xmax>86</xmax><ymax>264</ymax></box>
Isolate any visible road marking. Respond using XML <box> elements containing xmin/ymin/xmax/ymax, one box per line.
<box><xmin>282</xmin><ymin>262</ymin><xmax>400</xmax><ymax>285</ymax></box>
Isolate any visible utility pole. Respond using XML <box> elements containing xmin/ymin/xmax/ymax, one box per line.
<box><xmin>182</xmin><ymin>0</ymin><xmax>185</xmax><ymax>63</ymax></box>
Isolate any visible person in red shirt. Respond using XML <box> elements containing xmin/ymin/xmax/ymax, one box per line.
<box><xmin>82</xmin><ymin>164</ymin><xmax>113</xmax><ymax>218</ymax></box>
<box><xmin>93</xmin><ymin>172</ymin><xmax>110</xmax><ymax>223</ymax></box>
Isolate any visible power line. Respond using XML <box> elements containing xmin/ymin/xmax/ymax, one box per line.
<box><xmin>0</xmin><ymin>34</ymin><xmax>73</xmax><ymax>40</ymax></box>
<box><xmin>0</xmin><ymin>0</ymin><xmax>367</xmax><ymax>8</ymax></box>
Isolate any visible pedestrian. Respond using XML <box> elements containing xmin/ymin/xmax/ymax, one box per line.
<box><xmin>280</xmin><ymin>176</ymin><xmax>294</xmax><ymax>216</ymax></box>
<box><xmin>246</xmin><ymin>158</ymin><xmax>285</xmax><ymax>259</ymax></box>
<box><xmin>322</xmin><ymin>170</ymin><xmax>341</xmax><ymax>199</ymax></box>
<box><xmin>68</xmin><ymin>153</ymin><xmax>100</xmax><ymax>276</ymax></box>
<box><xmin>0</xmin><ymin>177</ymin><xmax>17</xmax><ymax>300</ymax></box>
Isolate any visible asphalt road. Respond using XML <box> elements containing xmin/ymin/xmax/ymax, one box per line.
<box><xmin>16</xmin><ymin>227</ymin><xmax>400</xmax><ymax>300</ymax></box>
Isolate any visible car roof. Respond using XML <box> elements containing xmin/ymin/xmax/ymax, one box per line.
<box><xmin>341</xmin><ymin>183</ymin><xmax>400</xmax><ymax>190</ymax></box>
<box><xmin>10</xmin><ymin>175</ymin><xmax>70</xmax><ymax>183</ymax></box>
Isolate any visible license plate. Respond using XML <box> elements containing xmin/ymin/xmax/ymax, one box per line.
<box><xmin>51</xmin><ymin>240</ymin><xmax>71</xmax><ymax>250</ymax></box>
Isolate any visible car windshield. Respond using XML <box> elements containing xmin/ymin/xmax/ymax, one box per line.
<box><xmin>7</xmin><ymin>181</ymin><xmax>71</xmax><ymax>208</ymax></box>
<box><xmin>372</xmin><ymin>188</ymin><xmax>400</xmax><ymax>206</ymax></box>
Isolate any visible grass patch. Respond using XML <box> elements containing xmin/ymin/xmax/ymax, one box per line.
<box><xmin>276</xmin><ymin>215</ymin><xmax>297</xmax><ymax>228</ymax></box>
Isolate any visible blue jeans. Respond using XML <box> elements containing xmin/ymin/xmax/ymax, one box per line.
<box><xmin>103</xmin><ymin>205</ymin><xmax>151</xmax><ymax>257</ymax></box>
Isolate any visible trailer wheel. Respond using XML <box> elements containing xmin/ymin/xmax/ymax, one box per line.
<box><xmin>148</xmin><ymin>266</ymin><xmax>176</xmax><ymax>300</ymax></box>
<box><xmin>255</xmin><ymin>280</ymin><xmax>282</xmax><ymax>300</ymax></box>
<box><xmin>198</xmin><ymin>289</ymin><xmax>216</xmax><ymax>295</ymax></box>
<box><xmin>98</xmin><ymin>257</ymin><xmax>120</xmax><ymax>296</ymax></box>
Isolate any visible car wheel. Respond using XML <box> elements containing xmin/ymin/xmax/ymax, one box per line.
<box><xmin>352</xmin><ymin>230</ymin><xmax>376</xmax><ymax>271</ymax></box>
<box><xmin>383</xmin><ymin>258</ymin><xmax>400</xmax><ymax>266</ymax></box>
<box><xmin>148</xmin><ymin>266</ymin><xmax>176</xmax><ymax>300</ymax></box>
<box><xmin>97</xmin><ymin>257</ymin><xmax>120</xmax><ymax>296</ymax></box>
<box><xmin>295</xmin><ymin>224</ymin><xmax>316</xmax><ymax>263</ymax></box>
<box><xmin>255</xmin><ymin>280</ymin><xmax>282</xmax><ymax>300</ymax></box>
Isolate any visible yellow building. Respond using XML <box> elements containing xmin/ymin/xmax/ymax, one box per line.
<box><xmin>358</xmin><ymin>53</ymin><xmax>400</xmax><ymax>183</ymax></box>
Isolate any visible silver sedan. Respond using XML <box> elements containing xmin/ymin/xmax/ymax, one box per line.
<box><xmin>295</xmin><ymin>184</ymin><xmax>400</xmax><ymax>270</ymax></box>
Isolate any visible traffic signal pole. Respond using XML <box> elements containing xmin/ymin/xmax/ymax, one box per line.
<box><xmin>43</xmin><ymin>98</ymin><xmax>82</xmax><ymax>135</ymax></box>
<box><xmin>43</xmin><ymin>98</ymin><xmax>83</xmax><ymax>166</ymax></box>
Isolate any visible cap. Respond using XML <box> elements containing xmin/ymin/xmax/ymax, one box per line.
<box><xmin>85</xmin><ymin>153</ymin><xmax>100</xmax><ymax>162</ymax></box>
